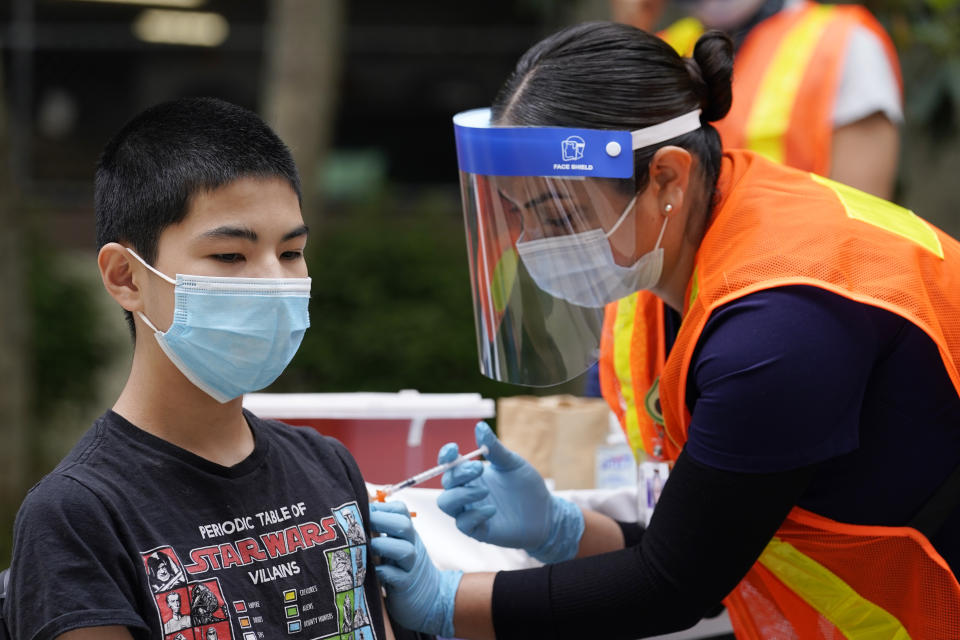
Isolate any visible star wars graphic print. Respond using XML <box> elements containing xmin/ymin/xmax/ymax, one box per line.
<box><xmin>141</xmin><ymin>501</ymin><xmax>377</xmax><ymax>640</ymax></box>
<box><xmin>325</xmin><ymin>504</ymin><xmax>373</xmax><ymax>639</ymax></box>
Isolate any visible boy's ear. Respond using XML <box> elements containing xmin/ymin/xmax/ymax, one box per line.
<box><xmin>98</xmin><ymin>243</ymin><xmax>143</xmax><ymax>312</ymax></box>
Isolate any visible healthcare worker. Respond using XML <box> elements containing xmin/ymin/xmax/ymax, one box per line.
<box><xmin>369</xmin><ymin>22</ymin><xmax>960</xmax><ymax>639</ymax></box>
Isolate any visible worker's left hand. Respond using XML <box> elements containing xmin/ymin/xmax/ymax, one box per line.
<box><xmin>369</xmin><ymin>501</ymin><xmax>463</xmax><ymax>637</ymax></box>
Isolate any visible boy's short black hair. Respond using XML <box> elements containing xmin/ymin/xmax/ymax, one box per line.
<box><xmin>94</xmin><ymin>97</ymin><xmax>301</xmax><ymax>336</ymax></box>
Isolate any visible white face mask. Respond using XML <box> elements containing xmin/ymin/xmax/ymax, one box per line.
<box><xmin>515</xmin><ymin>193</ymin><xmax>669</xmax><ymax>308</ymax></box>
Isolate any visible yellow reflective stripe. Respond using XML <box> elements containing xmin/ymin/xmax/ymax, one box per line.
<box><xmin>759</xmin><ymin>538</ymin><xmax>911</xmax><ymax>639</ymax></box>
<box><xmin>687</xmin><ymin>268</ymin><xmax>700</xmax><ymax>313</ymax></box>
<box><xmin>811</xmin><ymin>174</ymin><xmax>944</xmax><ymax>259</ymax></box>
<box><xmin>491</xmin><ymin>249</ymin><xmax>518</xmax><ymax>312</ymax></box>
<box><xmin>660</xmin><ymin>17</ymin><xmax>703</xmax><ymax>56</ymax></box>
<box><xmin>745</xmin><ymin>5</ymin><xmax>835</xmax><ymax>164</ymax></box>
<box><xmin>612</xmin><ymin>292</ymin><xmax>645</xmax><ymax>456</ymax></box>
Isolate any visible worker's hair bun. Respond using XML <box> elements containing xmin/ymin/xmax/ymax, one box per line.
<box><xmin>687</xmin><ymin>30</ymin><xmax>734</xmax><ymax>123</ymax></box>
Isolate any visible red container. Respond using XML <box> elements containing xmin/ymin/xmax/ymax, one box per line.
<box><xmin>243</xmin><ymin>392</ymin><xmax>495</xmax><ymax>488</ymax></box>
<box><xmin>283</xmin><ymin>417</ymin><xmax>481</xmax><ymax>487</ymax></box>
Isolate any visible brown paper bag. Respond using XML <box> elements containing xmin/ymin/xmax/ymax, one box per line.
<box><xmin>497</xmin><ymin>395</ymin><xmax>611</xmax><ymax>489</ymax></box>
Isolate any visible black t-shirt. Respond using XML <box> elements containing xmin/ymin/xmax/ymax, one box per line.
<box><xmin>4</xmin><ymin>409</ymin><xmax>388</xmax><ymax>640</ymax></box>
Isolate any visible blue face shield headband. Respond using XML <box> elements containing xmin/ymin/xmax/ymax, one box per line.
<box><xmin>128</xmin><ymin>249</ymin><xmax>311</xmax><ymax>403</ymax></box>
<box><xmin>453</xmin><ymin>108</ymin><xmax>702</xmax><ymax>178</ymax></box>
<box><xmin>453</xmin><ymin>108</ymin><xmax>701</xmax><ymax>386</ymax></box>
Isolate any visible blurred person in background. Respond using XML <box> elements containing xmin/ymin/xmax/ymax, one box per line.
<box><xmin>612</xmin><ymin>0</ymin><xmax>902</xmax><ymax>197</ymax></box>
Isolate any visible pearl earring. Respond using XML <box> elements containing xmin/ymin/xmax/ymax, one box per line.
<box><xmin>664</xmin><ymin>203</ymin><xmax>673</xmax><ymax>213</ymax></box>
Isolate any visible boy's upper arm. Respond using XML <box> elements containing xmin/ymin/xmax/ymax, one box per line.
<box><xmin>281</xmin><ymin>425</ymin><xmax>432</xmax><ymax>639</ymax></box>
<box><xmin>324</xmin><ymin>435</ymin><xmax>370</xmax><ymax>502</ymax></box>
<box><xmin>381</xmin><ymin>596</ymin><xmax>397</xmax><ymax>640</ymax></box>
<box><xmin>322</xmin><ymin>435</ymin><xmax>400</xmax><ymax>633</ymax></box>
<box><xmin>55</xmin><ymin>626</ymin><xmax>134</xmax><ymax>640</ymax></box>
<box><xmin>7</xmin><ymin>475</ymin><xmax>147</xmax><ymax>640</ymax></box>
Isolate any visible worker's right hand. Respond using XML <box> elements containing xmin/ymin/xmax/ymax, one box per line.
<box><xmin>370</xmin><ymin>501</ymin><xmax>462</xmax><ymax>637</ymax></box>
<box><xmin>436</xmin><ymin>421</ymin><xmax>584</xmax><ymax>563</ymax></box>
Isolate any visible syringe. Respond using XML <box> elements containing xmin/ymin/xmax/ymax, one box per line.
<box><xmin>373</xmin><ymin>445</ymin><xmax>490</xmax><ymax>502</ymax></box>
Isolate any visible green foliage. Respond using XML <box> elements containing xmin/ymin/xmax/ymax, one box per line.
<box><xmin>26</xmin><ymin>234</ymin><xmax>113</xmax><ymax>475</ymax></box>
<box><xmin>867</xmin><ymin>0</ymin><xmax>960</xmax><ymax>135</ymax></box>
<box><xmin>274</xmin><ymin>187</ymin><xmax>519</xmax><ymax>401</ymax></box>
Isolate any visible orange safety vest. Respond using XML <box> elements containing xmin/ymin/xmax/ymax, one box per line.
<box><xmin>660</xmin><ymin>1</ymin><xmax>902</xmax><ymax>176</ymax></box>
<box><xmin>601</xmin><ymin>2</ymin><xmax>903</xmax><ymax>459</ymax></box>
<box><xmin>663</xmin><ymin>150</ymin><xmax>960</xmax><ymax>637</ymax></box>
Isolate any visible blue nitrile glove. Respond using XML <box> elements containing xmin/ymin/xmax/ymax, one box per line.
<box><xmin>369</xmin><ymin>501</ymin><xmax>462</xmax><ymax>638</ymax></box>
<box><xmin>436</xmin><ymin>421</ymin><xmax>584</xmax><ymax>563</ymax></box>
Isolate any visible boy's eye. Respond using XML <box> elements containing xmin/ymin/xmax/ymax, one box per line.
<box><xmin>213</xmin><ymin>253</ymin><xmax>244</xmax><ymax>263</ymax></box>
<box><xmin>281</xmin><ymin>250</ymin><xmax>304</xmax><ymax>260</ymax></box>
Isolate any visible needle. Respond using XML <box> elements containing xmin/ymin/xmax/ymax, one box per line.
<box><xmin>373</xmin><ymin>445</ymin><xmax>490</xmax><ymax>502</ymax></box>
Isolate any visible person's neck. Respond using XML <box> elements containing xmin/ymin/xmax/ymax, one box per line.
<box><xmin>113</xmin><ymin>340</ymin><xmax>256</xmax><ymax>467</ymax></box>
<box><xmin>651</xmin><ymin>172</ymin><xmax>716</xmax><ymax>315</ymax></box>
<box><xmin>651</xmin><ymin>232</ymin><xmax>700</xmax><ymax>314</ymax></box>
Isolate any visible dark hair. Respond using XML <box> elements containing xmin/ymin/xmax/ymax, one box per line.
<box><xmin>492</xmin><ymin>22</ymin><xmax>733</xmax><ymax>194</ymax></box>
<box><xmin>94</xmin><ymin>96</ymin><xmax>301</xmax><ymax>336</ymax></box>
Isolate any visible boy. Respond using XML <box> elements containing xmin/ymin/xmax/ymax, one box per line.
<box><xmin>4</xmin><ymin>97</ymin><xmax>396</xmax><ymax>640</ymax></box>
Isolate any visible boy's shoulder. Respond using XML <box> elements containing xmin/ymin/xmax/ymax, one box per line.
<box><xmin>47</xmin><ymin>408</ymin><xmax>353</xmax><ymax>468</ymax></box>
<box><xmin>13</xmin><ymin>447</ymin><xmax>120</xmax><ymax>564</ymax></box>
<box><xmin>22</xmin><ymin>411</ymin><xmax>120</xmax><ymax>497</ymax></box>
<box><xmin>14</xmin><ymin>411</ymin><xmax>146</xmax><ymax>527</ymax></box>
<box><xmin>18</xmin><ymin>411</ymin><xmax>366</xmax><ymax>522</ymax></box>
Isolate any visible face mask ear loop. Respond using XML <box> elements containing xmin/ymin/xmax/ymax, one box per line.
<box><xmin>605</xmin><ymin>192</ymin><xmax>640</xmax><ymax>239</ymax></box>
<box><xmin>125</xmin><ymin>248</ymin><xmax>174</xmax><ymax>335</ymax></box>
<box><xmin>136</xmin><ymin>311</ymin><xmax>163</xmax><ymax>334</ymax></box>
<box><xmin>126</xmin><ymin>248</ymin><xmax>176</xmax><ymax>285</ymax></box>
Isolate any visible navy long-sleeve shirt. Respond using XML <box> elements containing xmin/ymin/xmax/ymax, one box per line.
<box><xmin>493</xmin><ymin>286</ymin><xmax>960</xmax><ymax>639</ymax></box>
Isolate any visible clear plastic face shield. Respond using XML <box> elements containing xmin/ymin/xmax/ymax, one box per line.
<box><xmin>453</xmin><ymin>108</ymin><xmax>701</xmax><ymax>386</ymax></box>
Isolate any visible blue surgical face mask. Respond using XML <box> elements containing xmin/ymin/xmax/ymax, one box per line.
<box><xmin>515</xmin><ymin>193</ymin><xmax>669</xmax><ymax>308</ymax></box>
<box><xmin>127</xmin><ymin>248</ymin><xmax>311</xmax><ymax>403</ymax></box>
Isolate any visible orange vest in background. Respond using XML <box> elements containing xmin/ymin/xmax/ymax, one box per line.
<box><xmin>660</xmin><ymin>1</ymin><xmax>901</xmax><ymax>176</ymax></box>
<box><xmin>601</xmin><ymin>2</ymin><xmax>902</xmax><ymax>459</ymax></box>
<box><xmin>660</xmin><ymin>150</ymin><xmax>960</xmax><ymax>638</ymax></box>
<box><xmin>467</xmin><ymin>174</ymin><xmax>521</xmax><ymax>341</ymax></box>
